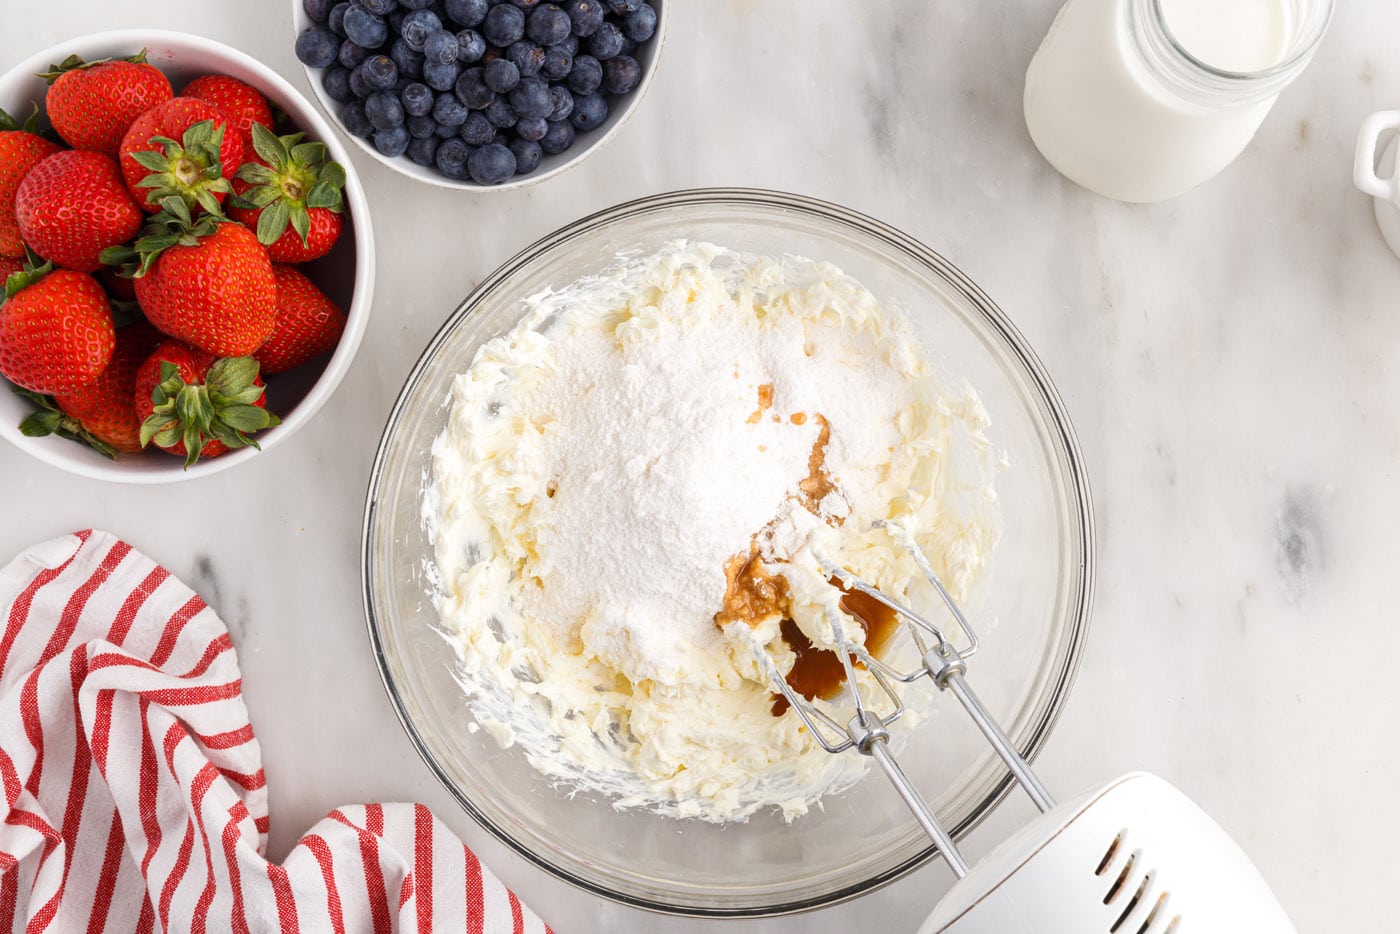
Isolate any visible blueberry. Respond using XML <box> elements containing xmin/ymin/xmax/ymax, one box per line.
<box><xmin>348</xmin><ymin>67</ymin><xmax>373</xmax><ymax>98</ymax></box>
<box><xmin>507</xmin><ymin>41</ymin><xmax>546</xmax><ymax>77</ymax></box>
<box><xmin>484</xmin><ymin>98</ymin><xmax>517</xmax><ymax>128</ymax></box>
<box><xmin>390</xmin><ymin>38</ymin><xmax>425</xmax><ymax>78</ymax></box>
<box><xmin>388</xmin><ymin>9</ymin><xmax>407</xmax><ymax>33</ymax></box>
<box><xmin>406</xmin><ymin>113</ymin><xmax>437</xmax><ymax>137</ymax></box>
<box><xmin>587</xmin><ymin>21</ymin><xmax>623</xmax><ymax>59</ymax></box>
<box><xmin>296</xmin><ymin>26</ymin><xmax>340</xmax><ymax>67</ymax></box>
<box><xmin>515</xmin><ymin>115</ymin><xmax>547</xmax><ymax>140</ymax></box>
<box><xmin>510</xmin><ymin>0</ymin><xmax>543</xmax><ymax>8</ymax></box>
<box><xmin>444</xmin><ymin>0</ymin><xmax>488</xmax><ymax>26</ymax></box>
<box><xmin>454</xmin><ymin>67</ymin><xmax>496</xmax><ymax>108</ymax></box>
<box><xmin>328</xmin><ymin>2</ymin><xmax>352</xmax><ymax>34</ymax></box>
<box><xmin>560</xmin><ymin>33</ymin><xmax>579</xmax><ymax>55</ymax></box>
<box><xmin>482</xmin><ymin>4</ymin><xmax>526</xmax><ymax>45</ymax></box>
<box><xmin>365</xmin><ymin>90</ymin><xmax>405</xmax><ymax>129</ymax></box>
<box><xmin>357</xmin><ymin>54</ymin><xmax>398</xmax><ymax>90</ymax></box>
<box><xmin>401</xmin><ymin>9</ymin><xmax>442</xmax><ymax>49</ymax></box>
<box><xmin>509</xmin><ymin>137</ymin><xmax>542</xmax><ymax>173</ymax></box>
<box><xmin>322</xmin><ymin>66</ymin><xmax>354</xmax><ymax>101</ymax></box>
<box><xmin>570</xmin><ymin>91</ymin><xmax>607</xmax><ymax>129</ymax></box>
<box><xmin>408</xmin><ymin>135</ymin><xmax>439</xmax><ymax>165</ymax></box>
<box><xmin>423</xmin><ymin>59</ymin><xmax>463</xmax><ymax>90</ymax></box>
<box><xmin>343</xmin><ymin>6</ymin><xmax>389</xmax><ymax>47</ymax></box>
<box><xmin>510</xmin><ymin>76</ymin><xmax>552</xmax><ymax>118</ymax></box>
<box><xmin>484</xmin><ymin>58</ymin><xmax>520</xmax><ymax>93</ymax></box>
<box><xmin>423</xmin><ymin>29</ymin><xmax>459</xmax><ymax>64</ymax></box>
<box><xmin>459</xmin><ymin>111</ymin><xmax>496</xmax><ymax>145</ymax></box>
<box><xmin>435</xmin><ymin>137</ymin><xmax>472</xmax><ymax>178</ymax></box>
<box><xmin>457</xmin><ymin>29</ymin><xmax>487</xmax><ymax>62</ymax></box>
<box><xmin>362</xmin><ymin>0</ymin><xmax>397</xmax><ymax>14</ymax></box>
<box><xmin>548</xmin><ymin>84</ymin><xmax>574</xmax><ymax>120</ymax></box>
<box><xmin>468</xmin><ymin>142</ymin><xmax>516</xmax><ymax>184</ymax></box>
<box><xmin>341</xmin><ymin>101</ymin><xmax>374</xmax><ymax>137</ymax></box>
<box><xmin>622</xmin><ymin>2</ymin><xmax>655</xmax><ymax>41</ymax></box>
<box><xmin>527</xmin><ymin>4</ymin><xmax>571</xmax><ymax>45</ymax></box>
<box><xmin>432</xmin><ymin>92</ymin><xmax>471</xmax><ymax>127</ymax></box>
<box><xmin>601</xmin><ymin>54</ymin><xmax>639</xmax><ymax>94</ymax></box>
<box><xmin>434</xmin><ymin>121</ymin><xmax>460</xmax><ymax>138</ymax></box>
<box><xmin>339</xmin><ymin>37</ymin><xmax>371</xmax><ymax>68</ymax></box>
<box><xmin>304</xmin><ymin>0</ymin><xmax>335</xmax><ymax>23</ymax></box>
<box><xmin>539</xmin><ymin>117</ymin><xmax>574</xmax><ymax>153</ymax></box>
<box><xmin>563</xmin><ymin>0</ymin><xmax>604</xmax><ymax>36</ymax></box>
<box><xmin>401</xmin><ymin>81</ymin><xmax>434</xmax><ymax>116</ymax></box>
<box><xmin>399</xmin><ymin>0</ymin><xmax>435</xmax><ymax>9</ymax></box>
<box><xmin>373</xmin><ymin>124</ymin><xmax>411</xmax><ymax>155</ymax></box>
<box><xmin>541</xmin><ymin>45</ymin><xmax>572</xmax><ymax>79</ymax></box>
<box><xmin>605</xmin><ymin>0</ymin><xmax>640</xmax><ymax>11</ymax></box>
<box><xmin>568</xmin><ymin>54</ymin><xmax>602</xmax><ymax>94</ymax></box>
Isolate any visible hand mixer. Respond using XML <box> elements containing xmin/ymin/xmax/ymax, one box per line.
<box><xmin>747</xmin><ymin>524</ymin><xmax>1298</xmax><ymax>934</ymax></box>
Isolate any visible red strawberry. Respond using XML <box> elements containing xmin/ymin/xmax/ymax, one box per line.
<box><xmin>119</xmin><ymin>97</ymin><xmax>243</xmax><ymax>214</ymax></box>
<box><xmin>98</xmin><ymin>266</ymin><xmax>138</xmax><ymax>303</ymax></box>
<box><xmin>183</xmin><ymin>75</ymin><xmax>273</xmax><ymax>147</ymax></box>
<box><xmin>229</xmin><ymin>124</ymin><xmax>346</xmax><ymax>264</ymax></box>
<box><xmin>0</xmin><ymin>260</ymin><xmax>115</xmax><ymax>394</ymax></box>
<box><xmin>13</xmin><ymin>150</ymin><xmax>143</xmax><ymax>273</ymax></box>
<box><xmin>105</xmin><ymin>205</ymin><xmax>277</xmax><ymax>356</ymax></box>
<box><xmin>0</xmin><ymin>106</ymin><xmax>63</xmax><ymax>259</ymax></box>
<box><xmin>0</xmin><ymin>256</ymin><xmax>24</xmax><ymax>282</ymax></box>
<box><xmin>134</xmin><ymin>339</ymin><xmax>277</xmax><ymax>466</ymax></box>
<box><xmin>257</xmin><ymin>266</ymin><xmax>347</xmax><ymax>374</ymax></box>
<box><xmin>40</xmin><ymin>51</ymin><xmax>173</xmax><ymax>157</ymax></box>
<box><xmin>17</xmin><ymin>319</ymin><xmax>164</xmax><ymax>456</ymax></box>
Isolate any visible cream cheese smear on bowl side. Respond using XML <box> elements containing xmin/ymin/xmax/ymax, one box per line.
<box><xmin>426</xmin><ymin>241</ymin><xmax>1002</xmax><ymax>822</ymax></box>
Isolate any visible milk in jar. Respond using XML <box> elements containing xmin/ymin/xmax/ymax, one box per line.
<box><xmin>1023</xmin><ymin>0</ymin><xmax>1333</xmax><ymax>203</ymax></box>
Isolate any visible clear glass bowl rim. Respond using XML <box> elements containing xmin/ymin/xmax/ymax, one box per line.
<box><xmin>360</xmin><ymin>187</ymin><xmax>1096</xmax><ymax>917</ymax></box>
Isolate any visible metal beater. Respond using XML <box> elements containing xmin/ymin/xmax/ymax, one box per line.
<box><xmin>746</xmin><ymin>523</ymin><xmax>1300</xmax><ymax>933</ymax></box>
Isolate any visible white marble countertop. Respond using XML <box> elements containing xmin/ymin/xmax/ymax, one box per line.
<box><xmin>4</xmin><ymin>1</ymin><xmax>1397</xmax><ymax>930</ymax></box>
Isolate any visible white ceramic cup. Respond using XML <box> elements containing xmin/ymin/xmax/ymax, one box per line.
<box><xmin>1353</xmin><ymin>110</ymin><xmax>1400</xmax><ymax>258</ymax></box>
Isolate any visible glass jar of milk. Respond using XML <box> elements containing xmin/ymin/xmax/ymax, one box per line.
<box><xmin>1024</xmin><ymin>0</ymin><xmax>1334</xmax><ymax>202</ymax></box>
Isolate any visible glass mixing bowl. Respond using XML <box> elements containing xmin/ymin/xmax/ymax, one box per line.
<box><xmin>362</xmin><ymin>188</ymin><xmax>1094</xmax><ymax>917</ymax></box>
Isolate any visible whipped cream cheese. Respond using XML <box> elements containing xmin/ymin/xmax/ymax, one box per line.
<box><xmin>427</xmin><ymin>241</ymin><xmax>1002</xmax><ymax>821</ymax></box>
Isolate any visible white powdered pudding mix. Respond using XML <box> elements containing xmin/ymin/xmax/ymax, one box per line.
<box><xmin>427</xmin><ymin>241</ymin><xmax>1001</xmax><ymax>821</ymax></box>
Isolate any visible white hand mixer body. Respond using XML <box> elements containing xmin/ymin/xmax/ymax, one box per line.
<box><xmin>737</xmin><ymin>525</ymin><xmax>1297</xmax><ymax>933</ymax></box>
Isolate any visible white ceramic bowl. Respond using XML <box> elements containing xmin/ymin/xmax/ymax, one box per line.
<box><xmin>291</xmin><ymin>0</ymin><xmax>666</xmax><ymax>191</ymax></box>
<box><xmin>0</xmin><ymin>29</ymin><xmax>375</xmax><ymax>483</ymax></box>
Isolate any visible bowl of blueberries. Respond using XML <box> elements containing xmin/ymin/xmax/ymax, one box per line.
<box><xmin>294</xmin><ymin>0</ymin><xmax>664</xmax><ymax>188</ymax></box>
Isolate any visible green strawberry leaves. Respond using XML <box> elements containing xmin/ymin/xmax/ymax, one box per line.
<box><xmin>36</xmin><ymin>49</ymin><xmax>149</xmax><ymax>84</ymax></box>
<box><xmin>101</xmin><ymin>196</ymin><xmax>227</xmax><ymax>278</ymax></box>
<box><xmin>5</xmin><ymin>249</ymin><xmax>54</xmax><ymax>299</ymax></box>
<box><xmin>232</xmin><ymin>123</ymin><xmax>345</xmax><ymax>249</ymax></box>
<box><xmin>139</xmin><ymin>356</ymin><xmax>281</xmax><ymax>468</ymax></box>
<box><xmin>12</xmin><ymin>388</ymin><xmax>118</xmax><ymax>459</ymax></box>
<box><xmin>132</xmin><ymin>119</ymin><xmax>234</xmax><ymax>216</ymax></box>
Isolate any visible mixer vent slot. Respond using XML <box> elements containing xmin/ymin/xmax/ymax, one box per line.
<box><xmin>1095</xmin><ymin>831</ymin><xmax>1125</xmax><ymax>876</ymax></box>
<box><xmin>1110</xmin><ymin>872</ymin><xmax>1151</xmax><ymax>931</ymax></box>
<box><xmin>1103</xmin><ymin>850</ymin><xmax>1137</xmax><ymax>904</ymax></box>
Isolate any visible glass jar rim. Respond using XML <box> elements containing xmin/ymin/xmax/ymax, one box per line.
<box><xmin>1131</xmin><ymin>0</ymin><xmax>1336</xmax><ymax>103</ymax></box>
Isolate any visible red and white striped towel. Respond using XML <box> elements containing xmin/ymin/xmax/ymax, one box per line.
<box><xmin>0</xmin><ymin>530</ymin><xmax>553</xmax><ymax>933</ymax></box>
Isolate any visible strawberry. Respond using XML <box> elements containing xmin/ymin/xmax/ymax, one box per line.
<box><xmin>229</xmin><ymin>124</ymin><xmax>345</xmax><ymax>264</ymax></box>
<box><xmin>13</xmin><ymin>150</ymin><xmax>143</xmax><ymax>273</ymax></box>
<box><xmin>0</xmin><ymin>106</ymin><xmax>63</xmax><ymax>259</ymax></box>
<box><xmin>183</xmin><ymin>75</ymin><xmax>273</xmax><ymax>148</ymax></box>
<box><xmin>103</xmin><ymin>201</ymin><xmax>277</xmax><ymax>357</ymax></box>
<box><xmin>257</xmin><ymin>266</ymin><xmax>347</xmax><ymax>374</ymax></box>
<box><xmin>119</xmin><ymin>97</ymin><xmax>243</xmax><ymax>214</ymax></box>
<box><xmin>17</xmin><ymin>319</ymin><xmax>163</xmax><ymax>456</ymax></box>
<box><xmin>40</xmin><ymin>50</ymin><xmax>173</xmax><ymax>157</ymax></box>
<box><xmin>0</xmin><ymin>258</ymin><xmax>115</xmax><ymax>394</ymax></box>
<box><xmin>0</xmin><ymin>256</ymin><xmax>23</xmax><ymax>282</ymax></box>
<box><xmin>134</xmin><ymin>339</ymin><xmax>278</xmax><ymax>467</ymax></box>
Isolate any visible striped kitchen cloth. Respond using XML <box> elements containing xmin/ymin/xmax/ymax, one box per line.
<box><xmin>0</xmin><ymin>530</ymin><xmax>553</xmax><ymax>933</ymax></box>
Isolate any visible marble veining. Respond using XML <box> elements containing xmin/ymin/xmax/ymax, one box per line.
<box><xmin>4</xmin><ymin>1</ymin><xmax>1400</xmax><ymax>930</ymax></box>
